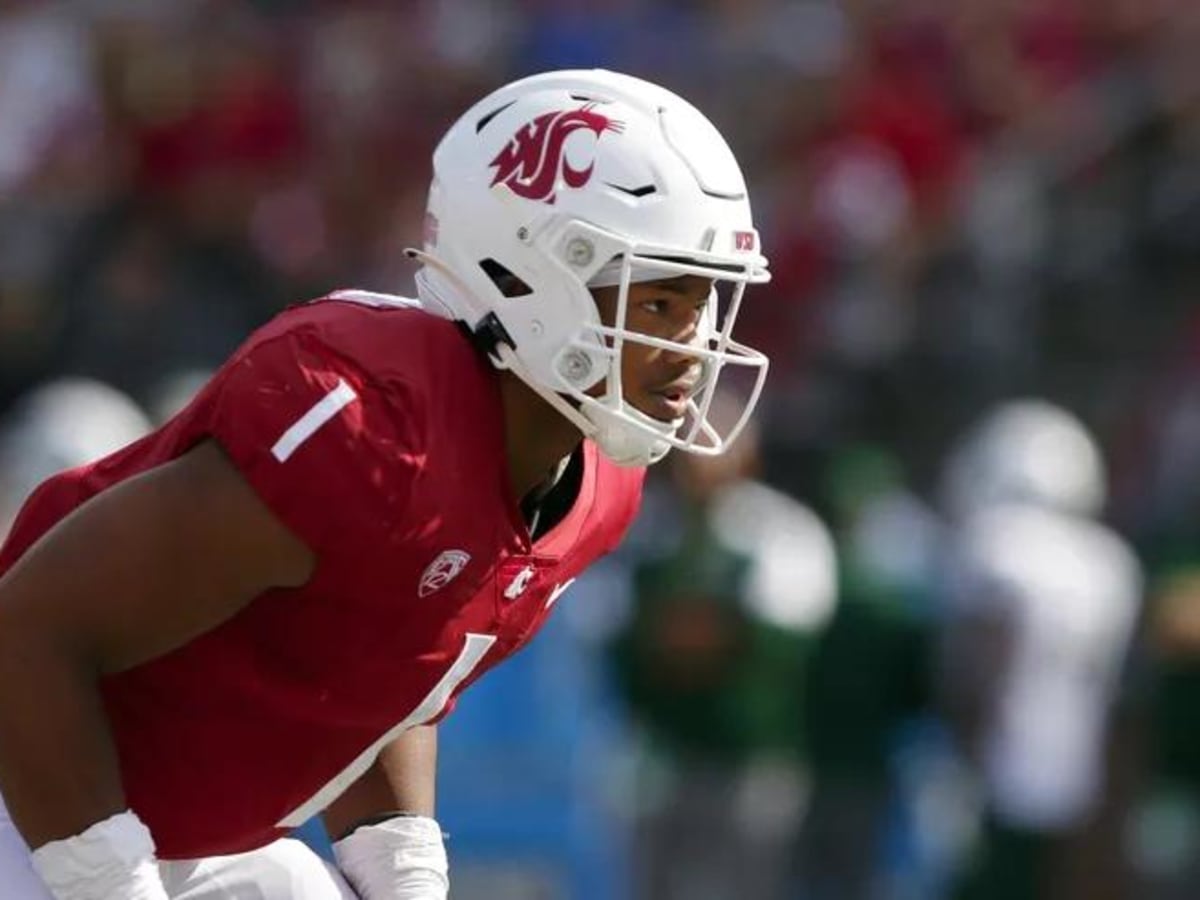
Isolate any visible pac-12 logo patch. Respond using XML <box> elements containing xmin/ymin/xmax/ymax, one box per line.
<box><xmin>489</xmin><ymin>104</ymin><xmax>623</xmax><ymax>204</ymax></box>
<box><xmin>418</xmin><ymin>549</ymin><xmax>471</xmax><ymax>598</ymax></box>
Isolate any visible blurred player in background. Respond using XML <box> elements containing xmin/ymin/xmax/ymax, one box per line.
<box><xmin>936</xmin><ymin>400</ymin><xmax>1142</xmax><ymax>900</ymax></box>
<box><xmin>0</xmin><ymin>68</ymin><xmax>771</xmax><ymax>899</ymax></box>
<box><xmin>796</xmin><ymin>443</ymin><xmax>938</xmax><ymax>900</ymax></box>
<box><xmin>606</xmin><ymin>400</ymin><xmax>836</xmax><ymax>900</ymax></box>
<box><xmin>0</xmin><ymin>378</ymin><xmax>153</xmax><ymax>538</ymax></box>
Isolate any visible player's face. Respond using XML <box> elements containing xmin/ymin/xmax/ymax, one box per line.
<box><xmin>591</xmin><ymin>275</ymin><xmax>712</xmax><ymax>423</ymax></box>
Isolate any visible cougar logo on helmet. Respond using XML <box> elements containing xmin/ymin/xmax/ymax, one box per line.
<box><xmin>489</xmin><ymin>104</ymin><xmax>623</xmax><ymax>203</ymax></box>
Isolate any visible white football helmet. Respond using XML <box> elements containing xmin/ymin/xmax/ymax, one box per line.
<box><xmin>940</xmin><ymin>399</ymin><xmax>1106</xmax><ymax>520</ymax></box>
<box><xmin>0</xmin><ymin>377</ymin><xmax>152</xmax><ymax>529</ymax></box>
<box><xmin>409</xmin><ymin>69</ymin><xmax>770</xmax><ymax>467</ymax></box>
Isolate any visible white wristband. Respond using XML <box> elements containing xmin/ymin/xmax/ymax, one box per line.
<box><xmin>30</xmin><ymin>810</ymin><xmax>168</xmax><ymax>900</ymax></box>
<box><xmin>333</xmin><ymin>814</ymin><xmax>448</xmax><ymax>900</ymax></box>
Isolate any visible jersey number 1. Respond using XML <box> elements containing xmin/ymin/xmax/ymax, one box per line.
<box><xmin>275</xmin><ymin>632</ymin><xmax>496</xmax><ymax>827</ymax></box>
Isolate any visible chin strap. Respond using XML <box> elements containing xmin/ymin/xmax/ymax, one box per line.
<box><xmin>492</xmin><ymin>344</ymin><xmax>671</xmax><ymax>467</ymax></box>
<box><xmin>492</xmin><ymin>346</ymin><xmax>588</xmax><ymax>430</ymax></box>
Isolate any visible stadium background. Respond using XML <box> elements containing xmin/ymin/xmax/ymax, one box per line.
<box><xmin>1</xmin><ymin>1</ymin><xmax>1199</xmax><ymax>898</ymax></box>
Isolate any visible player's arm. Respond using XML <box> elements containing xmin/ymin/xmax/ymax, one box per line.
<box><xmin>0</xmin><ymin>440</ymin><xmax>313</xmax><ymax>892</ymax></box>
<box><xmin>323</xmin><ymin>726</ymin><xmax>438</xmax><ymax>835</ymax></box>
<box><xmin>322</xmin><ymin>727</ymin><xmax>449</xmax><ymax>899</ymax></box>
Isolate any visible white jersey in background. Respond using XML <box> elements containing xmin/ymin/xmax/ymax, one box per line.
<box><xmin>944</xmin><ymin>502</ymin><xmax>1141</xmax><ymax>832</ymax></box>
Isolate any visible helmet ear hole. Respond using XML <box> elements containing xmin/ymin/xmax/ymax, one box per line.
<box><xmin>478</xmin><ymin>259</ymin><xmax>533</xmax><ymax>298</ymax></box>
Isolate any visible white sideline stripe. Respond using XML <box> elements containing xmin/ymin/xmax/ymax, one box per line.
<box><xmin>276</xmin><ymin>633</ymin><xmax>497</xmax><ymax>828</ymax></box>
<box><xmin>271</xmin><ymin>379</ymin><xmax>358</xmax><ymax>462</ymax></box>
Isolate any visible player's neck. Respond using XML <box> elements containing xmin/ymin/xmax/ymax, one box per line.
<box><xmin>498</xmin><ymin>373</ymin><xmax>584</xmax><ymax>502</ymax></box>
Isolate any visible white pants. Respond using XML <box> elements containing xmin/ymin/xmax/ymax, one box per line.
<box><xmin>0</xmin><ymin>796</ymin><xmax>356</xmax><ymax>899</ymax></box>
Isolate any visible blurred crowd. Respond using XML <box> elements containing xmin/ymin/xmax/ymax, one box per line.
<box><xmin>3</xmin><ymin>0</ymin><xmax>1200</xmax><ymax>898</ymax></box>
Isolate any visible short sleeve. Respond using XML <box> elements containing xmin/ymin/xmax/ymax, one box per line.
<box><xmin>203</xmin><ymin>330</ymin><xmax>424</xmax><ymax>556</ymax></box>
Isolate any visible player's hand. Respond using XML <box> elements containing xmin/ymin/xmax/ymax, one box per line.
<box><xmin>31</xmin><ymin>810</ymin><xmax>169</xmax><ymax>900</ymax></box>
<box><xmin>333</xmin><ymin>815</ymin><xmax>447</xmax><ymax>900</ymax></box>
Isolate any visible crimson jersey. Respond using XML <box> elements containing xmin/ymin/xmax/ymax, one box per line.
<box><xmin>0</xmin><ymin>292</ymin><xmax>644</xmax><ymax>859</ymax></box>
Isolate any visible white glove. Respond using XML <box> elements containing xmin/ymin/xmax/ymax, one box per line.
<box><xmin>333</xmin><ymin>815</ymin><xmax>447</xmax><ymax>900</ymax></box>
<box><xmin>31</xmin><ymin>810</ymin><xmax>169</xmax><ymax>900</ymax></box>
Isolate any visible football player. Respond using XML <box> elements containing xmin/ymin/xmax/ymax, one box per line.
<box><xmin>0</xmin><ymin>68</ymin><xmax>770</xmax><ymax>899</ymax></box>
<box><xmin>937</xmin><ymin>400</ymin><xmax>1142</xmax><ymax>900</ymax></box>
